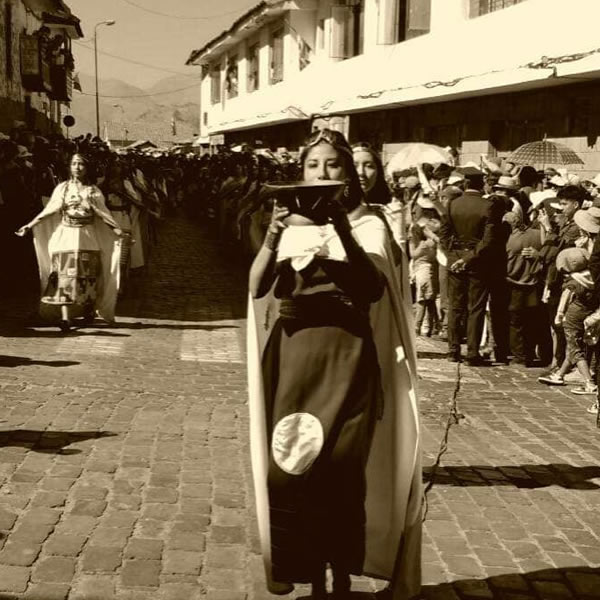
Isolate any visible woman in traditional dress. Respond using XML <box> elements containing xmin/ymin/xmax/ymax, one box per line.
<box><xmin>247</xmin><ymin>129</ymin><xmax>422</xmax><ymax>599</ymax></box>
<box><xmin>352</xmin><ymin>141</ymin><xmax>392</xmax><ymax>206</ymax></box>
<box><xmin>15</xmin><ymin>153</ymin><xmax>122</xmax><ymax>331</ymax></box>
<box><xmin>102</xmin><ymin>159</ymin><xmax>146</xmax><ymax>293</ymax></box>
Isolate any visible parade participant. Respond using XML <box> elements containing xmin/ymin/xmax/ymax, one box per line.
<box><xmin>352</xmin><ymin>141</ymin><xmax>391</xmax><ymax>205</ymax></box>
<box><xmin>247</xmin><ymin>128</ymin><xmax>421</xmax><ymax>600</ymax></box>
<box><xmin>15</xmin><ymin>153</ymin><xmax>122</xmax><ymax>331</ymax></box>
<box><xmin>102</xmin><ymin>159</ymin><xmax>145</xmax><ymax>291</ymax></box>
<box><xmin>439</xmin><ymin>166</ymin><xmax>505</xmax><ymax>364</ymax></box>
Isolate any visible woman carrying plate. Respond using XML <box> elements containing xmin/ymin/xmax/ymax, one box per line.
<box><xmin>247</xmin><ymin>128</ymin><xmax>422</xmax><ymax>599</ymax></box>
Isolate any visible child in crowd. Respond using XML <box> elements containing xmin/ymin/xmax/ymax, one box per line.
<box><xmin>538</xmin><ymin>247</ymin><xmax>597</xmax><ymax>394</ymax></box>
<box><xmin>410</xmin><ymin>217</ymin><xmax>440</xmax><ymax>336</ymax></box>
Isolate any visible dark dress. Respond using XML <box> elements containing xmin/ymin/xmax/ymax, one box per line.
<box><xmin>261</xmin><ymin>257</ymin><xmax>383</xmax><ymax>583</ymax></box>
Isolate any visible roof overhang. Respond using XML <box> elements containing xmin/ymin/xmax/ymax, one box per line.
<box><xmin>186</xmin><ymin>0</ymin><xmax>309</xmax><ymax>67</ymax></box>
<box><xmin>42</xmin><ymin>12</ymin><xmax>84</xmax><ymax>39</ymax></box>
<box><xmin>22</xmin><ymin>0</ymin><xmax>84</xmax><ymax>38</ymax></box>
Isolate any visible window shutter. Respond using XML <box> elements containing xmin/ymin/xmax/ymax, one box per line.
<box><xmin>330</xmin><ymin>5</ymin><xmax>350</xmax><ymax>59</ymax></box>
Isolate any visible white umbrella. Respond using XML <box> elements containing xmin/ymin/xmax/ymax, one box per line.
<box><xmin>386</xmin><ymin>143</ymin><xmax>452</xmax><ymax>178</ymax></box>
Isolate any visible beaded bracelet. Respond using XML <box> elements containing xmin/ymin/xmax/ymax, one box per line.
<box><xmin>264</xmin><ymin>228</ymin><xmax>282</xmax><ymax>251</ymax></box>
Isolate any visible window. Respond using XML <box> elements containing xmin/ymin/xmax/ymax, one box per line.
<box><xmin>247</xmin><ymin>42</ymin><xmax>260</xmax><ymax>92</ymax></box>
<box><xmin>330</xmin><ymin>0</ymin><xmax>364</xmax><ymax>59</ymax></box>
<box><xmin>5</xmin><ymin>1</ymin><xmax>13</xmax><ymax>81</ymax></box>
<box><xmin>317</xmin><ymin>19</ymin><xmax>325</xmax><ymax>50</ymax></box>
<box><xmin>469</xmin><ymin>0</ymin><xmax>526</xmax><ymax>18</ymax></box>
<box><xmin>398</xmin><ymin>0</ymin><xmax>431</xmax><ymax>42</ymax></box>
<box><xmin>203</xmin><ymin>112</ymin><xmax>208</xmax><ymax>126</ymax></box>
<box><xmin>225</xmin><ymin>54</ymin><xmax>238</xmax><ymax>99</ymax></box>
<box><xmin>210</xmin><ymin>64</ymin><xmax>221</xmax><ymax>104</ymax></box>
<box><xmin>270</xmin><ymin>27</ymin><xmax>284</xmax><ymax>84</ymax></box>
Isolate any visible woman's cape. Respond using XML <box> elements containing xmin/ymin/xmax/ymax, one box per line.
<box><xmin>31</xmin><ymin>181</ymin><xmax>122</xmax><ymax>322</ymax></box>
<box><xmin>247</xmin><ymin>211</ymin><xmax>422</xmax><ymax>598</ymax></box>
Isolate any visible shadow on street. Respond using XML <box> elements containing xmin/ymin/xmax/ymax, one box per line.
<box><xmin>0</xmin><ymin>355</ymin><xmax>80</xmax><ymax>368</ymax></box>
<box><xmin>420</xmin><ymin>566</ymin><xmax>600</xmax><ymax>599</ymax></box>
<box><xmin>0</xmin><ymin>430</ymin><xmax>118</xmax><ymax>455</ymax></box>
<box><xmin>424</xmin><ymin>463</ymin><xmax>600</xmax><ymax>490</ymax></box>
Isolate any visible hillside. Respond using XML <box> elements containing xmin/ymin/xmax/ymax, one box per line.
<box><xmin>68</xmin><ymin>73</ymin><xmax>201</xmax><ymax>146</ymax></box>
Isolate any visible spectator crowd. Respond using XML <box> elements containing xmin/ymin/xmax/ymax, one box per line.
<box><xmin>2</xmin><ymin>125</ymin><xmax>600</xmax><ymax>420</ymax></box>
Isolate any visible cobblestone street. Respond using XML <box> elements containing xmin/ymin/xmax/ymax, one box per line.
<box><xmin>0</xmin><ymin>217</ymin><xmax>599</xmax><ymax>600</ymax></box>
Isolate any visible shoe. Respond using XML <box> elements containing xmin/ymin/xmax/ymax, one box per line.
<box><xmin>572</xmin><ymin>382</ymin><xmax>598</xmax><ymax>395</ymax></box>
<box><xmin>495</xmin><ymin>356</ymin><xmax>510</xmax><ymax>365</ymax></box>
<box><xmin>448</xmin><ymin>352</ymin><xmax>462</xmax><ymax>363</ymax></box>
<box><xmin>538</xmin><ymin>371</ymin><xmax>565</xmax><ymax>385</ymax></box>
<box><xmin>587</xmin><ymin>402</ymin><xmax>599</xmax><ymax>414</ymax></box>
<box><xmin>465</xmin><ymin>355</ymin><xmax>489</xmax><ymax>367</ymax></box>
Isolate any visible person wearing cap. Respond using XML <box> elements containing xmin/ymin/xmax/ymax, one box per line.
<box><xmin>538</xmin><ymin>185</ymin><xmax>586</xmax><ymax>371</ymax></box>
<box><xmin>538</xmin><ymin>247</ymin><xmax>597</xmax><ymax>395</ymax></box>
<box><xmin>439</xmin><ymin>165</ymin><xmax>505</xmax><ymax>364</ymax></box>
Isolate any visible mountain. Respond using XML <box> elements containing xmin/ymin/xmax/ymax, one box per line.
<box><xmin>68</xmin><ymin>73</ymin><xmax>201</xmax><ymax>146</ymax></box>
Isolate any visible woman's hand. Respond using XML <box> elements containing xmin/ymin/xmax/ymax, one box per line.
<box><xmin>15</xmin><ymin>225</ymin><xmax>30</xmax><ymax>237</ymax></box>
<box><xmin>113</xmin><ymin>228</ymin><xmax>124</xmax><ymax>237</ymax></box>
<box><xmin>268</xmin><ymin>201</ymin><xmax>289</xmax><ymax>234</ymax></box>
<box><xmin>327</xmin><ymin>188</ymin><xmax>351</xmax><ymax>232</ymax></box>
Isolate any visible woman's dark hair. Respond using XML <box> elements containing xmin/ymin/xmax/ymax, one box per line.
<box><xmin>300</xmin><ymin>128</ymin><xmax>363</xmax><ymax>211</ymax></box>
<box><xmin>351</xmin><ymin>141</ymin><xmax>391</xmax><ymax>205</ymax></box>
<box><xmin>518</xmin><ymin>165</ymin><xmax>539</xmax><ymax>188</ymax></box>
<box><xmin>69</xmin><ymin>152</ymin><xmax>94</xmax><ymax>184</ymax></box>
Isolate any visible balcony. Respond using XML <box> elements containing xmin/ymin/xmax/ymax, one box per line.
<box><xmin>20</xmin><ymin>34</ymin><xmax>52</xmax><ymax>93</ymax></box>
<box><xmin>49</xmin><ymin>65</ymin><xmax>73</xmax><ymax>101</ymax></box>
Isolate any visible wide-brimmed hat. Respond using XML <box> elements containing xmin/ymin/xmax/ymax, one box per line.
<box><xmin>591</xmin><ymin>174</ymin><xmax>600</xmax><ymax>188</ymax></box>
<box><xmin>530</xmin><ymin>189</ymin><xmax>556</xmax><ymax>209</ymax></box>
<box><xmin>574</xmin><ymin>207</ymin><xmax>600</xmax><ymax>234</ymax></box>
<box><xmin>447</xmin><ymin>171</ymin><xmax>464</xmax><ymax>185</ymax></box>
<box><xmin>457</xmin><ymin>165</ymin><xmax>482</xmax><ymax>177</ymax></box>
<box><xmin>550</xmin><ymin>174</ymin><xmax>567</xmax><ymax>187</ymax></box>
<box><xmin>556</xmin><ymin>247</ymin><xmax>589</xmax><ymax>273</ymax></box>
<box><xmin>493</xmin><ymin>175</ymin><xmax>519</xmax><ymax>191</ymax></box>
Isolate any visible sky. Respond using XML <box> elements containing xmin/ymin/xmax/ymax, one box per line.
<box><xmin>67</xmin><ymin>0</ymin><xmax>257</xmax><ymax>89</ymax></box>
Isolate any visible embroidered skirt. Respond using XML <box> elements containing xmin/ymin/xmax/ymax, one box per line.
<box><xmin>42</xmin><ymin>223</ymin><xmax>101</xmax><ymax>307</ymax></box>
<box><xmin>261</xmin><ymin>296</ymin><xmax>381</xmax><ymax>583</ymax></box>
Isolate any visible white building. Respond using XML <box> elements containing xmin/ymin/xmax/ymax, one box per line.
<box><xmin>0</xmin><ymin>0</ymin><xmax>82</xmax><ymax>134</ymax></box>
<box><xmin>187</xmin><ymin>0</ymin><xmax>600</xmax><ymax>173</ymax></box>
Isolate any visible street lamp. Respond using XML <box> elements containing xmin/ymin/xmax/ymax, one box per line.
<box><xmin>94</xmin><ymin>19</ymin><xmax>116</xmax><ymax>138</ymax></box>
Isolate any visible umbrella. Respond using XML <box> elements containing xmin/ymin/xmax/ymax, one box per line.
<box><xmin>507</xmin><ymin>140</ymin><xmax>584</xmax><ymax>168</ymax></box>
<box><xmin>386</xmin><ymin>143</ymin><xmax>452</xmax><ymax>178</ymax></box>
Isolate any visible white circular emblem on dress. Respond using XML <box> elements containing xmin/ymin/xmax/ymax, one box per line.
<box><xmin>272</xmin><ymin>412</ymin><xmax>324</xmax><ymax>475</ymax></box>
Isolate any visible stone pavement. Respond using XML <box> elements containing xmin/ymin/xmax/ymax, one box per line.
<box><xmin>0</xmin><ymin>216</ymin><xmax>599</xmax><ymax>600</ymax></box>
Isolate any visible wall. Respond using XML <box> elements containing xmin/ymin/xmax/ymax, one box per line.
<box><xmin>0</xmin><ymin>0</ymin><xmax>62</xmax><ymax>133</ymax></box>
<box><xmin>197</xmin><ymin>0</ymin><xmax>600</xmax><ymax>136</ymax></box>
<box><xmin>351</xmin><ymin>80</ymin><xmax>600</xmax><ymax>177</ymax></box>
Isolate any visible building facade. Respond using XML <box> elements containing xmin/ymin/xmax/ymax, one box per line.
<box><xmin>187</xmin><ymin>0</ymin><xmax>600</xmax><ymax>174</ymax></box>
<box><xmin>0</xmin><ymin>0</ymin><xmax>82</xmax><ymax>134</ymax></box>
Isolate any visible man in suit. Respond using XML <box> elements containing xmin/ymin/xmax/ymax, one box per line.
<box><xmin>439</xmin><ymin>166</ymin><xmax>505</xmax><ymax>365</ymax></box>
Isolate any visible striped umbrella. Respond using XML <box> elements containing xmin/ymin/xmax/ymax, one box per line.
<box><xmin>508</xmin><ymin>140</ymin><xmax>584</xmax><ymax>168</ymax></box>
